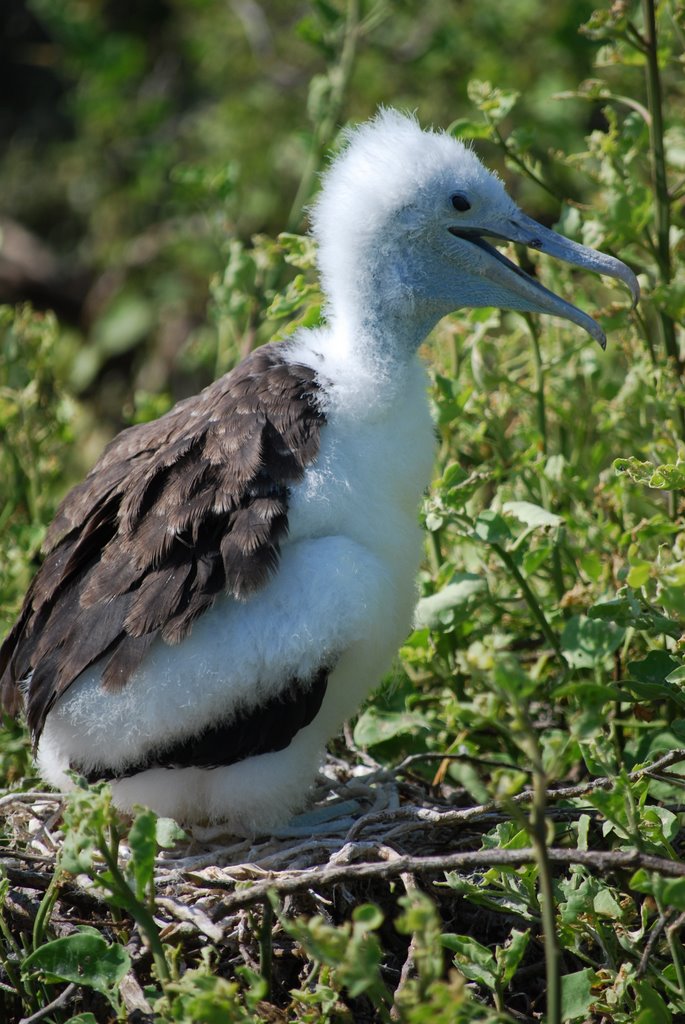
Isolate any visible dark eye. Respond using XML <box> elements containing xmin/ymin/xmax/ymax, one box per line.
<box><xmin>451</xmin><ymin>192</ymin><xmax>471</xmax><ymax>212</ymax></box>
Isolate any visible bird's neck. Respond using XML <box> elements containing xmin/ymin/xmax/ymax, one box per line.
<box><xmin>325</xmin><ymin>292</ymin><xmax>443</xmax><ymax>381</ymax></box>
<box><xmin>320</xmin><ymin>243</ymin><xmax>456</xmax><ymax>378</ymax></box>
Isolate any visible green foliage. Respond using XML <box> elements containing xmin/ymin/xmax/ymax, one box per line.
<box><xmin>0</xmin><ymin>305</ymin><xmax>81</xmax><ymax>784</ymax></box>
<box><xmin>22</xmin><ymin>927</ymin><xmax>130</xmax><ymax>1011</ymax></box>
<box><xmin>2</xmin><ymin>1</ymin><xmax>685</xmax><ymax>1022</ymax></box>
<box><xmin>0</xmin><ymin>306</ymin><xmax>76</xmax><ymax>627</ymax></box>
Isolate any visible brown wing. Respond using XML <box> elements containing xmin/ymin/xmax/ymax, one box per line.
<box><xmin>0</xmin><ymin>344</ymin><xmax>325</xmax><ymax>739</ymax></box>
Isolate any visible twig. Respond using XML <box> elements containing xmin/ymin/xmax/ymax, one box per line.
<box><xmin>154</xmin><ymin>896</ymin><xmax>223</xmax><ymax>942</ymax></box>
<box><xmin>638</xmin><ymin>909</ymin><xmax>676</xmax><ymax>977</ymax></box>
<box><xmin>207</xmin><ymin>846</ymin><xmax>685</xmax><ymax>914</ymax></box>
<box><xmin>0</xmin><ymin>792</ymin><xmax>62</xmax><ymax>810</ymax></box>
<box><xmin>354</xmin><ymin>748</ymin><xmax>685</xmax><ymax>839</ymax></box>
<box><xmin>18</xmin><ymin>982</ymin><xmax>77</xmax><ymax>1024</ymax></box>
<box><xmin>394</xmin><ymin>751</ymin><xmax>531</xmax><ymax>776</ymax></box>
<box><xmin>390</xmin><ymin>871</ymin><xmax>419</xmax><ymax>1021</ymax></box>
<box><xmin>259</xmin><ymin>899</ymin><xmax>274</xmax><ymax>999</ymax></box>
<box><xmin>529</xmin><ymin>747</ymin><xmax>560</xmax><ymax>1024</ymax></box>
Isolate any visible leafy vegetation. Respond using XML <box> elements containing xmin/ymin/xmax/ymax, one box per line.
<box><xmin>2</xmin><ymin>0</ymin><xmax>685</xmax><ymax>1021</ymax></box>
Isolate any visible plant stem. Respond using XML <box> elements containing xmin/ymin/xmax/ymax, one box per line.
<box><xmin>426</xmin><ymin>528</ymin><xmax>442</xmax><ymax>578</ymax></box>
<box><xmin>259</xmin><ymin>899</ymin><xmax>274</xmax><ymax>1000</ymax></box>
<box><xmin>287</xmin><ymin>0</ymin><xmax>360</xmax><ymax>229</ymax></box>
<box><xmin>524</xmin><ymin>314</ymin><xmax>548</xmax><ymax>456</ymax></box>
<box><xmin>641</xmin><ymin>0</ymin><xmax>684</xmax><ymax>430</ymax></box>
<box><xmin>0</xmin><ymin>909</ymin><xmax>30</xmax><ymax>1007</ymax></box>
<box><xmin>513</xmin><ymin>711</ymin><xmax>561</xmax><ymax>1024</ymax></box>
<box><xmin>31</xmin><ymin>871</ymin><xmax>61</xmax><ymax>953</ymax></box>
<box><xmin>492</xmin><ymin>125</ymin><xmax>561</xmax><ymax>201</ymax></box>
<box><xmin>98</xmin><ymin>836</ymin><xmax>170</xmax><ymax>984</ymax></box>
<box><xmin>491</xmin><ymin>542</ymin><xmax>566</xmax><ymax>666</ymax></box>
<box><xmin>642</xmin><ymin>0</ymin><xmax>671</xmax><ymax>282</ymax></box>
<box><xmin>666</xmin><ymin>918</ymin><xmax>685</xmax><ymax>1006</ymax></box>
<box><xmin>532</xmin><ymin>765</ymin><xmax>561</xmax><ymax>1024</ymax></box>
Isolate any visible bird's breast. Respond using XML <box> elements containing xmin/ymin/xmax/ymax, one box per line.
<box><xmin>286</xmin><ymin>357</ymin><xmax>436</xmax><ymax>567</ymax></box>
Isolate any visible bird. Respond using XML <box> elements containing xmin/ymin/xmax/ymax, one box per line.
<box><xmin>0</xmin><ymin>109</ymin><xmax>638</xmax><ymax>835</ymax></box>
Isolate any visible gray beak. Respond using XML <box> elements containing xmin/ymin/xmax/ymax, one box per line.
<box><xmin>450</xmin><ymin>212</ymin><xmax>640</xmax><ymax>348</ymax></box>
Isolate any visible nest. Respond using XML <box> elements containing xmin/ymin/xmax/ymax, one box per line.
<box><xmin>3</xmin><ymin>748</ymin><xmax>684</xmax><ymax>1022</ymax></box>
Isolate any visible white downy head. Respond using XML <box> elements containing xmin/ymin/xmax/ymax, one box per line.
<box><xmin>310</xmin><ymin>108</ymin><xmax>638</xmax><ymax>359</ymax></box>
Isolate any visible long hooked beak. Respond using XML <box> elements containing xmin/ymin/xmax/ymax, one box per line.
<box><xmin>449</xmin><ymin>212</ymin><xmax>640</xmax><ymax>349</ymax></box>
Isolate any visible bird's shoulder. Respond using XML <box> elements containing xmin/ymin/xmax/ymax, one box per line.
<box><xmin>0</xmin><ymin>342</ymin><xmax>327</xmax><ymax>736</ymax></box>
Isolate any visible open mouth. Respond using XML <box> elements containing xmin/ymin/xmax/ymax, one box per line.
<box><xmin>446</xmin><ymin>215</ymin><xmax>638</xmax><ymax>349</ymax></box>
<box><xmin>448</xmin><ymin>226</ymin><xmax>539</xmax><ymax>288</ymax></box>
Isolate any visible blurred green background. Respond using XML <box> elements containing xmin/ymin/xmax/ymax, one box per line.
<box><xmin>1</xmin><ymin>0</ymin><xmax>605</xmax><ymax>444</ymax></box>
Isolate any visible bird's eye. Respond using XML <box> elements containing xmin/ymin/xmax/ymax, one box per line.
<box><xmin>450</xmin><ymin>192</ymin><xmax>471</xmax><ymax>212</ymax></box>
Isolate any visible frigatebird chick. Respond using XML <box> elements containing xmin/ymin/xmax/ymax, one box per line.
<box><xmin>0</xmin><ymin>110</ymin><xmax>638</xmax><ymax>834</ymax></box>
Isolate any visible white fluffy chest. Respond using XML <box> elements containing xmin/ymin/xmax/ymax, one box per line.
<box><xmin>287</xmin><ymin>353</ymin><xmax>436</xmax><ymax>565</ymax></box>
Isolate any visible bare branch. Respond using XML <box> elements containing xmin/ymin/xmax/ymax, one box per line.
<box><xmin>199</xmin><ymin>845</ymin><xmax>685</xmax><ymax>915</ymax></box>
<box><xmin>19</xmin><ymin>984</ymin><xmax>77</xmax><ymax>1024</ymax></box>
<box><xmin>348</xmin><ymin>748</ymin><xmax>685</xmax><ymax>840</ymax></box>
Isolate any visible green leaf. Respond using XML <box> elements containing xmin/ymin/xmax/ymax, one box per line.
<box><xmin>633</xmin><ymin>979</ymin><xmax>673</xmax><ymax>1023</ymax></box>
<box><xmin>632</xmin><ymin>870</ymin><xmax>685</xmax><ymax>909</ymax></box>
<box><xmin>561</xmin><ymin>615</ymin><xmax>625</xmax><ymax>669</ymax></box>
<box><xmin>629</xmin><ymin>650</ymin><xmax>681</xmax><ymax>684</ymax></box>
<box><xmin>353</xmin><ymin>708</ymin><xmax>431</xmax><ymax>748</ymax></box>
<box><xmin>588</xmin><ymin>778</ymin><xmax>636</xmax><ymax>839</ymax></box>
<box><xmin>579</xmin><ymin>550</ymin><xmax>603</xmax><ymax>582</ymax></box>
<box><xmin>642</xmin><ymin>805</ymin><xmax>679</xmax><ymax>845</ymax></box>
<box><xmin>59</xmin><ymin>782</ymin><xmax>114</xmax><ymax>875</ymax></box>
<box><xmin>128</xmin><ymin>807</ymin><xmax>158</xmax><ymax>900</ymax></box>
<box><xmin>593</xmin><ymin>888</ymin><xmax>625</xmax><ymax>920</ymax></box>
<box><xmin>22</xmin><ymin>927</ymin><xmax>130</xmax><ymax>1005</ymax></box>
<box><xmin>414</xmin><ymin>574</ymin><xmax>486</xmax><ymax>628</ymax></box>
<box><xmin>502</xmin><ymin>500</ymin><xmax>563</xmax><ymax>530</ymax></box>
<box><xmin>626</xmin><ymin>562</ymin><xmax>651</xmax><ymax>588</ymax></box>
<box><xmin>561</xmin><ymin>968</ymin><xmax>595</xmax><ymax>1021</ymax></box>
<box><xmin>614</xmin><ymin>456</ymin><xmax>685</xmax><ymax>490</ymax></box>
<box><xmin>467</xmin><ymin>79</ymin><xmax>520</xmax><ymax>122</ymax></box>
<box><xmin>156</xmin><ymin>817</ymin><xmax>187</xmax><ymax>848</ymax></box>
<box><xmin>473</xmin><ymin>510</ymin><xmax>512</xmax><ymax>545</ymax></box>
<box><xmin>93</xmin><ymin>291</ymin><xmax>154</xmax><ymax>359</ymax></box>
<box><xmin>449</xmin><ymin>117</ymin><xmax>492</xmax><ymax>140</ymax></box>
<box><xmin>352</xmin><ymin>904</ymin><xmax>384</xmax><ymax>931</ymax></box>
<box><xmin>441</xmin><ymin>933</ymin><xmax>498</xmax><ymax>989</ymax></box>
<box><xmin>625</xmin><ymin>651</ymin><xmax>685</xmax><ymax>706</ymax></box>
<box><xmin>496</xmin><ymin>928</ymin><xmax>530</xmax><ymax>987</ymax></box>
<box><xmin>522</xmin><ymin>543</ymin><xmax>553</xmax><ymax>576</ymax></box>
<box><xmin>588</xmin><ymin>591</ymin><xmax>682</xmax><ymax>640</ymax></box>
<box><xmin>554</xmin><ymin>680</ymin><xmax>627</xmax><ymax>703</ymax></box>
<box><xmin>493</xmin><ymin>656</ymin><xmax>539</xmax><ymax>698</ymax></box>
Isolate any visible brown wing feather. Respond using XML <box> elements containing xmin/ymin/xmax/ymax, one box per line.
<box><xmin>0</xmin><ymin>344</ymin><xmax>325</xmax><ymax>739</ymax></box>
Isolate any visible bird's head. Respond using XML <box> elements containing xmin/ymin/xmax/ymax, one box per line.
<box><xmin>311</xmin><ymin>109</ymin><xmax>638</xmax><ymax>356</ymax></box>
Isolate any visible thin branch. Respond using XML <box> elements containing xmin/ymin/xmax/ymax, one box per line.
<box><xmin>638</xmin><ymin>909</ymin><xmax>674</xmax><ymax>977</ymax></box>
<box><xmin>641</xmin><ymin>0</ymin><xmax>682</xmax><ymax>393</ymax></box>
<box><xmin>348</xmin><ymin>748</ymin><xmax>685</xmax><ymax>840</ymax></box>
<box><xmin>205</xmin><ymin>846</ymin><xmax>685</xmax><ymax>914</ymax></box>
<box><xmin>18</xmin><ymin>983</ymin><xmax>77</xmax><ymax>1024</ymax></box>
<box><xmin>0</xmin><ymin>792</ymin><xmax>62</xmax><ymax>810</ymax></box>
<box><xmin>490</xmin><ymin>540</ymin><xmax>566</xmax><ymax>665</ymax></box>
<box><xmin>395</xmin><ymin>751</ymin><xmax>532</xmax><ymax>776</ymax></box>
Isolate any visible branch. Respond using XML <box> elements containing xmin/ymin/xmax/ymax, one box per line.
<box><xmin>201</xmin><ymin>846</ymin><xmax>685</xmax><ymax>914</ymax></box>
<box><xmin>18</xmin><ymin>984</ymin><xmax>77</xmax><ymax>1024</ymax></box>
<box><xmin>349</xmin><ymin>748</ymin><xmax>685</xmax><ymax>839</ymax></box>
